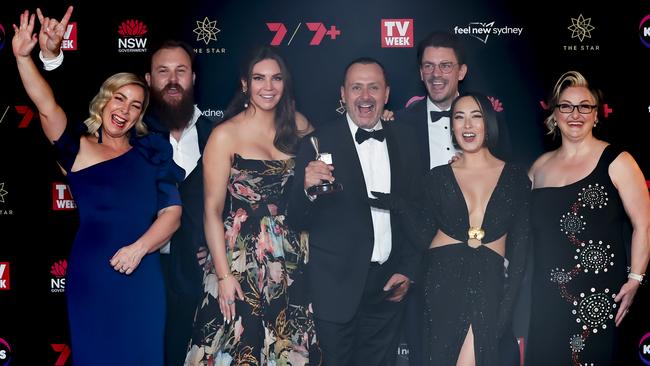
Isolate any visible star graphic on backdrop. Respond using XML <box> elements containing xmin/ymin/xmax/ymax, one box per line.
<box><xmin>193</xmin><ymin>17</ymin><xmax>220</xmax><ymax>45</ymax></box>
<box><xmin>0</xmin><ymin>182</ymin><xmax>7</xmax><ymax>203</ymax></box>
<box><xmin>567</xmin><ymin>14</ymin><xmax>594</xmax><ymax>42</ymax></box>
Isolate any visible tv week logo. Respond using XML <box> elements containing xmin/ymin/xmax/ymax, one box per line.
<box><xmin>61</xmin><ymin>22</ymin><xmax>77</xmax><ymax>50</ymax></box>
<box><xmin>0</xmin><ymin>262</ymin><xmax>9</xmax><ymax>290</ymax></box>
<box><xmin>52</xmin><ymin>183</ymin><xmax>76</xmax><ymax>211</ymax></box>
<box><xmin>381</xmin><ymin>19</ymin><xmax>413</xmax><ymax>48</ymax></box>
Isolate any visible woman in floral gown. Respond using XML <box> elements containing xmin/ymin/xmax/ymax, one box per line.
<box><xmin>185</xmin><ymin>46</ymin><xmax>321</xmax><ymax>365</ymax></box>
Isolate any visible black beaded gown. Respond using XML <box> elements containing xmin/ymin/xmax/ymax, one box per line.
<box><xmin>416</xmin><ymin>163</ymin><xmax>531</xmax><ymax>366</ymax></box>
<box><xmin>526</xmin><ymin>145</ymin><xmax>628</xmax><ymax>366</ymax></box>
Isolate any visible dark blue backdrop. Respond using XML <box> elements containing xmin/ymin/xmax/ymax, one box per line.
<box><xmin>1</xmin><ymin>0</ymin><xmax>648</xmax><ymax>365</ymax></box>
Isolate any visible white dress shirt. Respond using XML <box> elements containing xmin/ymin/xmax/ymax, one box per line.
<box><xmin>160</xmin><ymin>105</ymin><xmax>202</xmax><ymax>254</ymax></box>
<box><xmin>346</xmin><ymin>115</ymin><xmax>392</xmax><ymax>264</ymax></box>
<box><xmin>169</xmin><ymin>105</ymin><xmax>202</xmax><ymax>179</ymax></box>
<box><xmin>426</xmin><ymin>98</ymin><xmax>459</xmax><ymax>169</ymax></box>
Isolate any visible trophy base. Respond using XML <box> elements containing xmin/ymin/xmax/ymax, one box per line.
<box><xmin>307</xmin><ymin>182</ymin><xmax>343</xmax><ymax>196</ymax></box>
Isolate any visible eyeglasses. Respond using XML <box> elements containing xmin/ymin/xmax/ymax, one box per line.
<box><xmin>555</xmin><ymin>103</ymin><xmax>598</xmax><ymax>114</ymax></box>
<box><xmin>421</xmin><ymin>62</ymin><xmax>457</xmax><ymax>74</ymax></box>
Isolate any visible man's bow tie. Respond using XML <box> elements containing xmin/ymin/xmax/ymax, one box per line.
<box><xmin>355</xmin><ymin>128</ymin><xmax>385</xmax><ymax>144</ymax></box>
<box><xmin>430</xmin><ymin>110</ymin><xmax>451</xmax><ymax>123</ymax></box>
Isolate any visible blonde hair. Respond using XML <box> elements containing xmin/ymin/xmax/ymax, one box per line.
<box><xmin>84</xmin><ymin>72</ymin><xmax>149</xmax><ymax>137</ymax></box>
<box><xmin>544</xmin><ymin>70</ymin><xmax>599</xmax><ymax>136</ymax></box>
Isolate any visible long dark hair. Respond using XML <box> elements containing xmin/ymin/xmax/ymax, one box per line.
<box><xmin>223</xmin><ymin>46</ymin><xmax>299</xmax><ymax>154</ymax></box>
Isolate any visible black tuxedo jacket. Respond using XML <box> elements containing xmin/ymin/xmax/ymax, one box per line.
<box><xmin>395</xmin><ymin>99</ymin><xmax>433</xmax><ymax>174</ymax></box>
<box><xmin>288</xmin><ymin>116</ymin><xmax>421</xmax><ymax>323</ymax></box>
<box><xmin>145</xmin><ymin>111</ymin><xmax>217</xmax><ymax>296</ymax></box>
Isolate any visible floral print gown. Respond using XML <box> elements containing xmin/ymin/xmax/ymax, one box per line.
<box><xmin>185</xmin><ymin>154</ymin><xmax>320</xmax><ymax>366</ymax></box>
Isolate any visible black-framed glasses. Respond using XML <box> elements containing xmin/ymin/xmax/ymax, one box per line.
<box><xmin>555</xmin><ymin>103</ymin><xmax>598</xmax><ymax>114</ymax></box>
<box><xmin>421</xmin><ymin>62</ymin><xmax>457</xmax><ymax>74</ymax></box>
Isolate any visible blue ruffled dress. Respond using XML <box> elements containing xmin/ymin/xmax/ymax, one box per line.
<box><xmin>53</xmin><ymin>126</ymin><xmax>183</xmax><ymax>366</ymax></box>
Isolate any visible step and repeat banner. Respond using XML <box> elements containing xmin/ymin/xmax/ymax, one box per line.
<box><xmin>1</xmin><ymin>0</ymin><xmax>649</xmax><ymax>364</ymax></box>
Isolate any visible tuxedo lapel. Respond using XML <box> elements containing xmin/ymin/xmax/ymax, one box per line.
<box><xmin>332</xmin><ymin>117</ymin><xmax>368</xmax><ymax>199</ymax></box>
<box><xmin>417</xmin><ymin>101</ymin><xmax>431</xmax><ymax>171</ymax></box>
<box><xmin>196</xmin><ymin>117</ymin><xmax>213</xmax><ymax>152</ymax></box>
<box><xmin>384</xmin><ymin>124</ymin><xmax>400</xmax><ymax>193</ymax></box>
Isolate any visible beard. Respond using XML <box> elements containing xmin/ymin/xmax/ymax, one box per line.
<box><xmin>150</xmin><ymin>83</ymin><xmax>196</xmax><ymax>131</ymax></box>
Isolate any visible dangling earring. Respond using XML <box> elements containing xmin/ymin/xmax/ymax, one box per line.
<box><xmin>336</xmin><ymin>99</ymin><xmax>346</xmax><ymax>115</ymax></box>
<box><xmin>594</xmin><ymin>118</ymin><xmax>599</xmax><ymax>127</ymax></box>
<box><xmin>242</xmin><ymin>87</ymin><xmax>249</xmax><ymax>108</ymax></box>
<box><xmin>97</xmin><ymin>127</ymin><xmax>103</xmax><ymax>144</ymax></box>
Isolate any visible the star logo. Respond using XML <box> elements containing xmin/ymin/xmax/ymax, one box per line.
<box><xmin>193</xmin><ymin>17</ymin><xmax>220</xmax><ymax>45</ymax></box>
<box><xmin>0</xmin><ymin>182</ymin><xmax>7</xmax><ymax>203</ymax></box>
<box><xmin>567</xmin><ymin>14</ymin><xmax>594</xmax><ymax>42</ymax></box>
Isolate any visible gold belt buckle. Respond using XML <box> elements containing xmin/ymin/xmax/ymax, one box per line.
<box><xmin>468</xmin><ymin>227</ymin><xmax>485</xmax><ymax>241</ymax></box>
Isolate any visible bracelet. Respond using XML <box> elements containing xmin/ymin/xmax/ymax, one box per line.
<box><xmin>218</xmin><ymin>273</ymin><xmax>232</xmax><ymax>281</ymax></box>
<box><xmin>628</xmin><ymin>272</ymin><xmax>645</xmax><ymax>283</ymax></box>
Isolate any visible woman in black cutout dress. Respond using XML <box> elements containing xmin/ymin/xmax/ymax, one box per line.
<box><xmin>185</xmin><ymin>47</ymin><xmax>321</xmax><ymax>365</ymax></box>
<box><xmin>372</xmin><ymin>92</ymin><xmax>530</xmax><ymax>365</ymax></box>
<box><xmin>419</xmin><ymin>93</ymin><xmax>530</xmax><ymax>366</ymax></box>
<box><xmin>526</xmin><ymin>71</ymin><xmax>650</xmax><ymax>366</ymax></box>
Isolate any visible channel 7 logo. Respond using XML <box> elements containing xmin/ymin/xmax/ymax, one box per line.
<box><xmin>266</xmin><ymin>22</ymin><xmax>341</xmax><ymax>46</ymax></box>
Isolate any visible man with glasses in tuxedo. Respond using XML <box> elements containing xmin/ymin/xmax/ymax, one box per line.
<box><xmin>395</xmin><ymin>30</ymin><xmax>468</xmax><ymax>366</ymax></box>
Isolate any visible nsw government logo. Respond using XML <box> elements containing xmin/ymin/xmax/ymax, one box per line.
<box><xmin>50</xmin><ymin>260</ymin><xmax>67</xmax><ymax>293</ymax></box>
<box><xmin>117</xmin><ymin>19</ymin><xmax>148</xmax><ymax>53</ymax></box>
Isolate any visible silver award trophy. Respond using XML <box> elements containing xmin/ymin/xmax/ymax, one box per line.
<box><xmin>306</xmin><ymin>136</ymin><xmax>343</xmax><ymax>195</ymax></box>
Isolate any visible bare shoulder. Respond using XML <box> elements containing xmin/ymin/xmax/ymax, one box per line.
<box><xmin>295</xmin><ymin>111</ymin><xmax>314</xmax><ymax>136</ymax></box>
<box><xmin>528</xmin><ymin>150</ymin><xmax>556</xmax><ymax>184</ymax></box>
<box><xmin>529</xmin><ymin>150</ymin><xmax>555</xmax><ymax>175</ymax></box>
<box><xmin>206</xmin><ymin>115</ymin><xmax>241</xmax><ymax>150</ymax></box>
<box><xmin>610</xmin><ymin>150</ymin><xmax>641</xmax><ymax>175</ymax></box>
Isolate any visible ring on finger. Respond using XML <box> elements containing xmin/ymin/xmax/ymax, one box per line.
<box><xmin>227</xmin><ymin>299</ymin><xmax>234</xmax><ymax>305</ymax></box>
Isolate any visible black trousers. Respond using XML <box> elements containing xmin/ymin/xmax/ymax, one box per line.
<box><xmin>160</xmin><ymin>254</ymin><xmax>200</xmax><ymax>366</ymax></box>
<box><xmin>315</xmin><ymin>264</ymin><xmax>406</xmax><ymax>366</ymax></box>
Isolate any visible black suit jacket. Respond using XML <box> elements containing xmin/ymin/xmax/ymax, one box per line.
<box><xmin>395</xmin><ymin>99</ymin><xmax>432</xmax><ymax>174</ymax></box>
<box><xmin>145</xmin><ymin>111</ymin><xmax>217</xmax><ymax>296</ymax></box>
<box><xmin>288</xmin><ymin>116</ymin><xmax>421</xmax><ymax>323</ymax></box>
